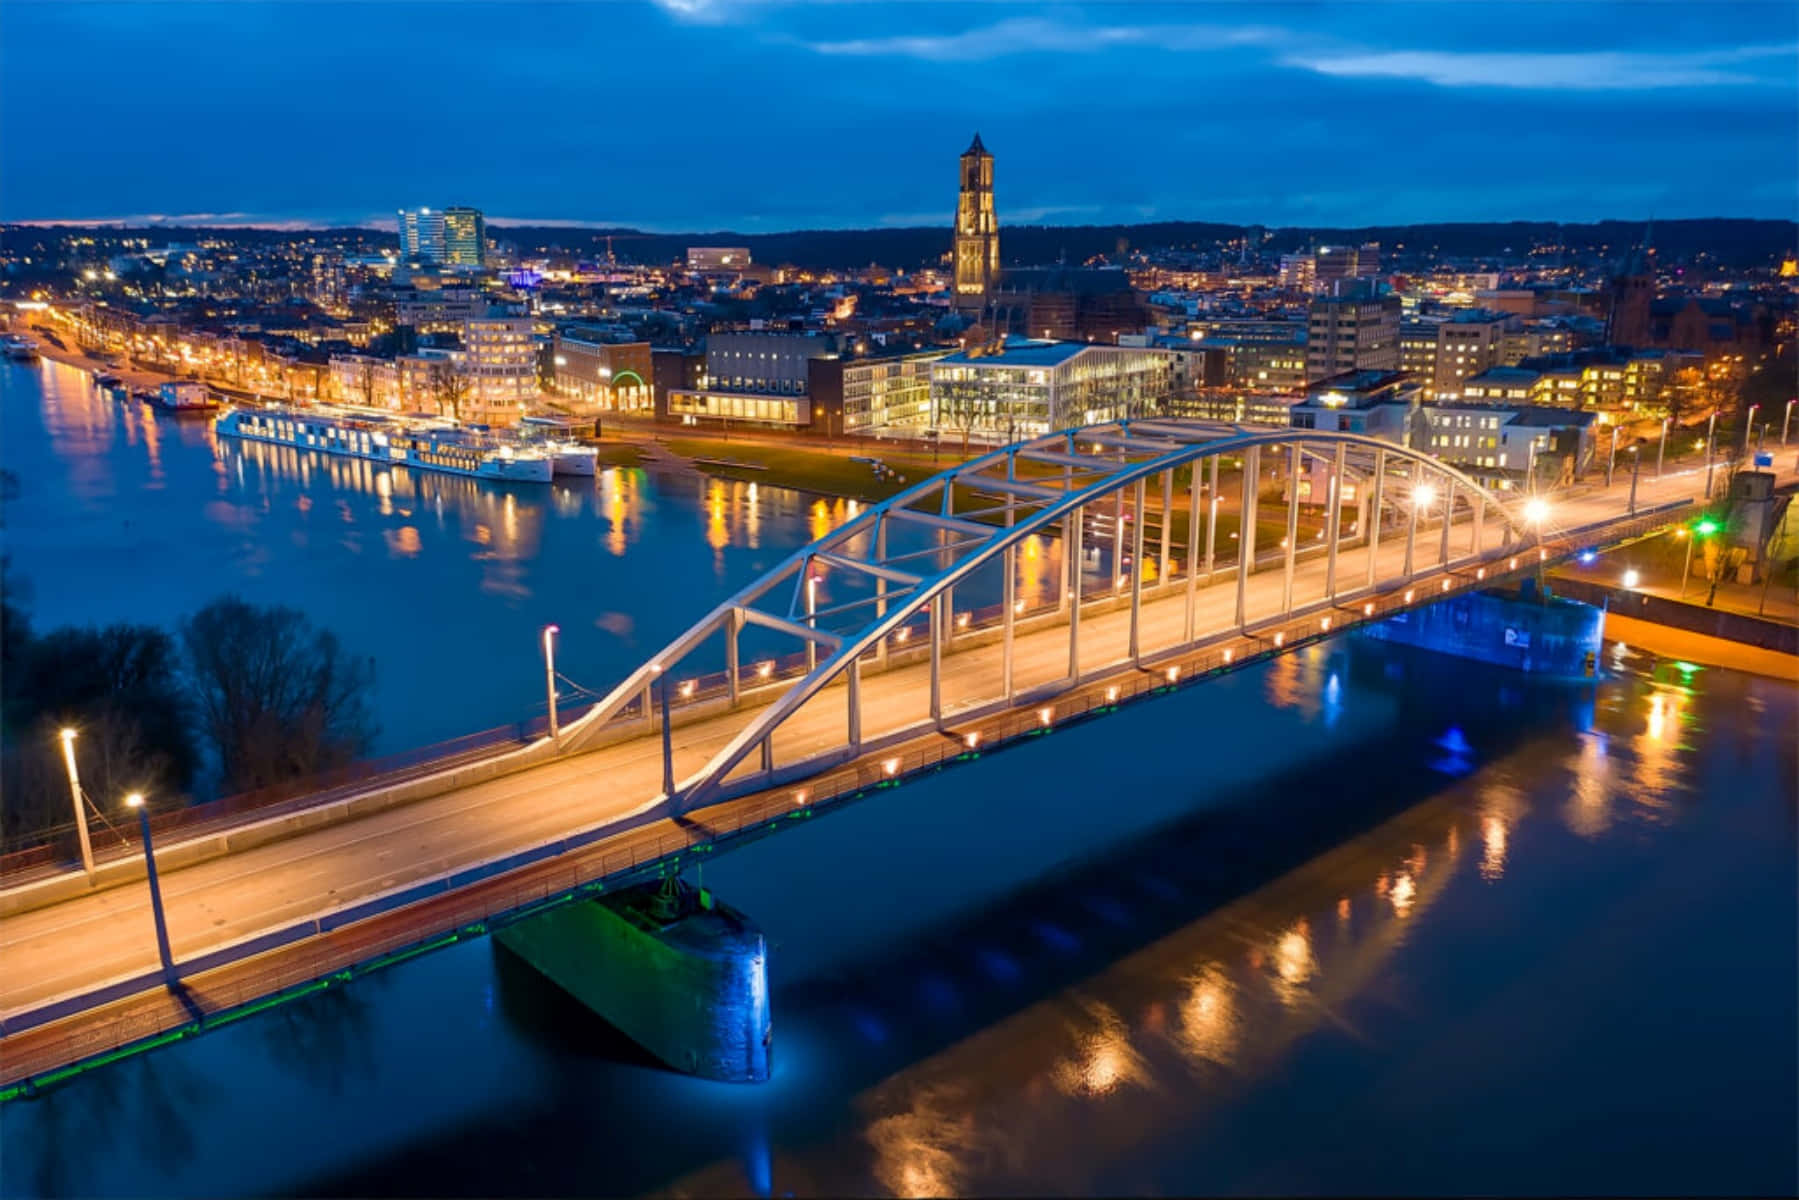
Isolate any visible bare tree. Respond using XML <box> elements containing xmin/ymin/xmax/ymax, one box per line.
<box><xmin>429</xmin><ymin>361</ymin><xmax>470</xmax><ymax>421</ymax></box>
<box><xmin>935</xmin><ymin>383</ymin><xmax>983</xmax><ymax>457</ymax></box>
<box><xmin>181</xmin><ymin>597</ymin><xmax>376</xmax><ymax>794</ymax></box>
<box><xmin>355</xmin><ymin>359</ymin><xmax>377</xmax><ymax>409</ymax></box>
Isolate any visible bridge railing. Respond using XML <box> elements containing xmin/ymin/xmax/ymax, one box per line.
<box><xmin>1</xmin><ymin>506</ymin><xmax>1701</xmax><ymax>1084</ymax></box>
<box><xmin>0</xmin><ymin>496</ymin><xmax>1693</xmax><ymax>889</ymax></box>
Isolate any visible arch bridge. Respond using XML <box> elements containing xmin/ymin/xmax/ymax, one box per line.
<box><xmin>555</xmin><ymin>419</ymin><xmax>1546</xmax><ymax>813</ymax></box>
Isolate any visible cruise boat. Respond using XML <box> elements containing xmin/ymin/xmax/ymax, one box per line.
<box><xmin>214</xmin><ymin>406</ymin><xmax>553</xmax><ymax>483</ymax></box>
<box><xmin>3</xmin><ymin>335</ymin><xmax>40</xmax><ymax>363</ymax></box>
<box><xmin>516</xmin><ymin>415</ymin><xmax>598</xmax><ymax>477</ymax></box>
<box><xmin>149</xmin><ymin>380</ymin><xmax>220</xmax><ymax>415</ymax></box>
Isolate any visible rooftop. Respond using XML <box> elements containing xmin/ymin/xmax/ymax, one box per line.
<box><xmin>937</xmin><ymin>338</ymin><xmax>1090</xmax><ymax>367</ymax></box>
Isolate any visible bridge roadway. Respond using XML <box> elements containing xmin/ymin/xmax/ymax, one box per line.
<box><xmin>0</xmin><ymin>462</ymin><xmax>1761</xmax><ymax>1073</ymax></box>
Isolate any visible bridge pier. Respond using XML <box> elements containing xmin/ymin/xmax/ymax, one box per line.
<box><xmin>1361</xmin><ymin>581</ymin><xmax>1603</xmax><ymax>677</ymax></box>
<box><xmin>495</xmin><ymin>879</ymin><xmax>771</xmax><ymax>1083</ymax></box>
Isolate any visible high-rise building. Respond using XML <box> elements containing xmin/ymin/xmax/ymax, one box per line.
<box><xmin>398</xmin><ymin>208</ymin><xmax>447</xmax><ymax>263</ymax></box>
<box><xmin>442</xmin><ymin>207</ymin><xmax>487</xmax><ymax>269</ymax></box>
<box><xmin>1306</xmin><ymin>281</ymin><xmax>1400</xmax><ymax>381</ymax></box>
<box><xmin>953</xmin><ymin>133</ymin><xmax>999</xmax><ymax>316</ymax></box>
<box><xmin>686</xmin><ymin>247</ymin><xmax>752</xmax><ymax>273</ymax></box>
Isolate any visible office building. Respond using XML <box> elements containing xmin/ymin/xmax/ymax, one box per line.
<box><xmin>1306</xmin><ymin>282</ymin><xmax>1400</xmax><ymax>381</ymax></box>
<box><xmin>461</xmin><ymin>312</ymin><xmax>538</xmax><ymax>422</ymax></box>
<box><xmin>442</xmin><ymin>207</ymin><xmax>487</xmax><ymax>269</ymax></box>
<box><xmin>1289</xmin><ymin>370</ymin><xmax>1420</xmax><ymax>442</ymax></box>
<box><xmin>398</xmin><ymin>208</ymin><xmax>447</xmax><ymax>263</ymax></box>
<box><xmin>1414</xmin><ymin>403</ymin><xmax>1596</xmax><ymax>489</ymax></box>
<box><xmin>953</xmin><ymin>133</ymin><xmax>1000</xmax><ymax>316</ymax></box>
<box><xmin>929</xmin><ymin>339</ymin><xmax>1173</xmax><ymax>440</ymax></box>
<box><xmin>666</xmin><ymin>331</ymin><xmax>843</xmax><ymax>428</ymax></box>
<box><xmin>814</xmin><ymin>347</ymin><xmax>948</xmax><ymax>434</ymax></box>
<box><xmin>551</xmin><ymin>328</ymin><xmax>653</xmax><ymax>411</ymax></box>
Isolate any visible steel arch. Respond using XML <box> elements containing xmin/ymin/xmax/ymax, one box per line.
<box><xmin>555</xmin><ymin>419</ymin><xmax>1532</xmax><ymax>811</ymax></box>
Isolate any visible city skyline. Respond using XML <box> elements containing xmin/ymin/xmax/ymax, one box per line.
<box><xmin>3</xmin><ymin>1</ymin><xmax>1795</xmax><ymax>231</ymax></box>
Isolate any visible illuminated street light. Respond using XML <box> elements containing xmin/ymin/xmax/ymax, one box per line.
<box><xmin>1411</xmin><ymin>483</ymin><xmax>1436</xmax><ymax>509</ymax></box>
<box><xmin>125</xmin><ymin>793</ymin><xmax>175</xmax><ymax>980</ymax></box>
<box><xmin>58</xmin><ymin>728</ymin><xmax>96</xmax><ymax>879</ymax></box>
<box><xmin>1523</xmin><ymin>498</ymin><xmax>1550</xmax><ymax>525</ymax></box>
<box><xmin>1622</xmin><ymin>569</ymin><xmax>1641</xmax><ymax>589</ymax></box>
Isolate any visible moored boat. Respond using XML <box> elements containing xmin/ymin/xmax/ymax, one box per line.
<box><xmin>214</xmin><ymin>406</ymin><xmax>552</xmax><ymax>484</ymax></box>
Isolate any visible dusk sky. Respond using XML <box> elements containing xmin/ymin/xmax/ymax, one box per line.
<box><xmin>4</xmin><ymin>1</ymin><xmax>1795</xmax><ymax>232</ymax></box>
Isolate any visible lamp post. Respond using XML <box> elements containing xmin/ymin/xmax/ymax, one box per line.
<box><xmin>1783</xmin><ymin>398</ymin><xmax>1794</xmax><ymax>446</ymax></box>
<box><xmin>1627</xmin><ymin>444</ymin><xmax>1641</xmax><ymax>514</ymax></box>
<box><xmin>1606</xmin><ymin>426</ymin><xmax>1618</xmax><ymax>488</ymax></box>
<box><xmin>57</xmin><ymin>729</ymin><xmax>96</xmax><ymax>880</ymax></box>
<box><xmin>1743</xmin><ymin>403</ymin><xmax>1759</xmax><ymax>456</ymax></box>
<box><xmin>125</xmin><ymin>793</ymin><xmax>175</xmax><ymax>979</ymax></box>
<box><xmin>1656</xmin><ymin>416</ymin><xmax>1669</xmax><ymax>479</ymax></box>
<box><xmin>1680</xmin><ymin>518</ymin><xmax>1719</xmax><ymax>599</ymax></box>
<box><xmin>542</xmin><ymin>624</ymin><xmax>560</xmax><ymax>748</ymax></box>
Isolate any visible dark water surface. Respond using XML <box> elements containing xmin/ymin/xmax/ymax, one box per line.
<box><xmin>2</xmin><ymin>361</ymin><xmax>1794</xmax><ymax>1198</ymax></box>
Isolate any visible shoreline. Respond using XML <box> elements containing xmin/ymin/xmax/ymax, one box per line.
<box><xmin>1604</xmin><ymin>611</ymin><xmax>1798</xmax><ymax>681</ymax></box>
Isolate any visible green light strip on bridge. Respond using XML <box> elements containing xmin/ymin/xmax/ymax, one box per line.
<box><xmin>1</xmin><ymin>930</ymin><xmax>470</xmax><ymax>1106</ymax></box>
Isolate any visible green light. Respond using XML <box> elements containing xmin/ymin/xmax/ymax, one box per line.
<box><xmin>1694</xmin><ymin>519</ymin><xmax>1719</xmax><ymax>536</ymax></box>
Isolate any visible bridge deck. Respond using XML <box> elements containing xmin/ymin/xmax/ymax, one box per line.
<box><xmin>0</xmin><ymin>460</ymin><xmax>1770</xmax><ymax>1088</ymax></box>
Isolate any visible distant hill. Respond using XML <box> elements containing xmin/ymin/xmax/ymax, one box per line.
<box><xmin>501</xmin><ymin>218</ymin><xmax>1795</xmax><ymax>271</ymax></box>
<box><xmin>7</xmin><ymin>217</ymin><xmax>1794</xmax><ymax>271</ymax></box>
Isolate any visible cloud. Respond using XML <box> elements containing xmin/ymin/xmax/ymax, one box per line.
<box><xmin>1283</xmin><ymin>43</ymin><xmax>1799</xmax><ymax>90</ymax></box>
<box><xmin>799</xmin><ymin>17</ymin><xmax>1280</xmax><ymax>61</ymax></box>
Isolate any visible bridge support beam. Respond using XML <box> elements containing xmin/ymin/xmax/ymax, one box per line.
<box><xmin>1129</xmin><ymin>478</ymin><xmax>1146</xmax><ymax>662</ymax></box>
<box><xmin>1184</xmin><ymin>460</ymin><xmax>1201</xmax><ymax>642</ymax></box>
<box><xmin>1002</xmin><ymin>544</ymin><xmax>1016</xmax><ymax>700</ymax></box>
<box><xmin>1325</xmin><ymin>443</ymin><xmax>1345</xmax><ymax>600</ymax></box>
<box><xmin>1403</xmin><ymin>460</ymin><xmax>1422</xmax><ymax>580</ymax></box>
<box><xmin>1158</xmin><ymin>468</ymin><xmax>1173</xmax><ymax>584</ymax></box>
<box><xmin>495</xmin><ymin>880</ymin><xmax>770</xmax><ymax>1083</ymax></box>
<box><xmin>929</xmin><ymin>592</ymin><xmax>944</xmax><ymax>723</ymax></box>
<box><xmin>847</xmin><ymin>657</ymin><xmax>861</xmax><ymax>751</ymax></box>
<box><xmin>1281</xmin><ymin>442</ymin><xmax>1300</xmax><ymax>615</ymax></box>
<box><xmin>1067</xmin><ymin>503</ymin><xmax>1083</xmax><ymax>680</ymax></box>
<box><xmin>874</xmin><ymin>517</ymin><xmax>889</xmax><ymax>669</ymax></box>
<box><xmin>1365</xmin><ymin>448</ymin><xmax>1387</xmax><ymax>591</ymax></box>
<box><xmin>725</xmin><ymin>609</ymin><xmax>741</xmax><ymax>705</ymax></box>
<box><xmin>1205</xmin><ymin>455</ymin><xmax>1220</xmax><ymax>578</ymax></box>
<box><xmin>659</xmin><ymin>674</ymin><xmax>676</xmax><ymax>801</ymax></box>
<box><xmin>1235</xmin><ymin>445</ymin><xmax>1259</xmax><ymax>629</ymax></box>
<box><xmin>1439</xmin><ymin>479</ymin><xmax>1456</xmax><ymax>568</ymax></box>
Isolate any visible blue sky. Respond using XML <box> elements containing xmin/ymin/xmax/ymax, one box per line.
<box><xmin>3</xmin><ymin>1</ymin><xmax>1794</xmax><ymax>231</ymax></box>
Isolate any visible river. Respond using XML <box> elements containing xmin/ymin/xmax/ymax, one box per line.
<box><xmin>3</xmin><ymin>359</ymin><xmax>1794</xmax><ymax>1198</ymax></box>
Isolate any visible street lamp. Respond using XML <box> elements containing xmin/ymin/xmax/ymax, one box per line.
<box><xmin>58</xmin><ymin>728</ymin><xmax>96</xmax><ymax>880</ymax></box>
<box><xmin>1783</xmin><ymin>398</ymin><xmax>1795</xmax><ymax>447</ymax></box>
<box><xmin>125</xmin><ymin>793</ymin><xmax>175</xmax><ymax>980</ymax></box>
<box><xmin>1743</xmin><ymin>403</ymin><xmax>1759</xmax><ymax>455</ymax></box>
<box><xmin>1657</xmin><ymin>416</ymin><xmax>1669</xmax><ymax>479</ymax></box>
<box><xmin>542</xmin><ymin>624</ymin><xmax>560</xmax><ymax>748</ymax></box>
<box><xmin>1627</xmin><ymin>443</ymin><xmax>1641</xmax><ymax>514</ymax></box>
<box><xmin>1680</xmin><ymin>517</ymin><xmax>1719</xmax><ymax>599</ymax></box>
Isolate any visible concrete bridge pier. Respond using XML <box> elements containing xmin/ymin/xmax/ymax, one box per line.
<box><xmin>495</xmin><ymin>878</ymin><xmax>771</xmax><ymax>1083</ymax></box>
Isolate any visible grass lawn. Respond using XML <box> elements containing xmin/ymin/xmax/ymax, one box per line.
<box><xmin>664</xmin><ymin>437</ymin><xmax>961</xmax><ymax>502</ymax></box>
<box><xmin>590</xmin><ymin>442</ymin><xmax>643</xmax><ymax>468</ymax></box>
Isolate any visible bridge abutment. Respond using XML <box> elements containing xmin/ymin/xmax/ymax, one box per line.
<box><xmin>495</xmin><ymin>878</ymin><xmax>770</xmax><ymax>1082</ymax></box>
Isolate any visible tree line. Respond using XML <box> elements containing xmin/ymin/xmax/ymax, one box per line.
<box><xmin>1</xmin><ymin>564</ymin><xmax>377</xmax><ymax>849</ymax></box>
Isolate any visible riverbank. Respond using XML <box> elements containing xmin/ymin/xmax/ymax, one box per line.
<box><xmin>1603</xmin><ymin>611</ymin><xmax>1797</xmax><ymax>680</ymax></box>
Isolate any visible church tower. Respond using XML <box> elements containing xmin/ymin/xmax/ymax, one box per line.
<box><xmin>953</xmin><ymin>133</ymin><xmax>999</xmax><ymax>315</ymax></box>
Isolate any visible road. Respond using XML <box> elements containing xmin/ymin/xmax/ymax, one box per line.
<box><xmin>0</xmin><ymin>457</ymin><xmax>1775</xmax><ymax>1032</ymax></box>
